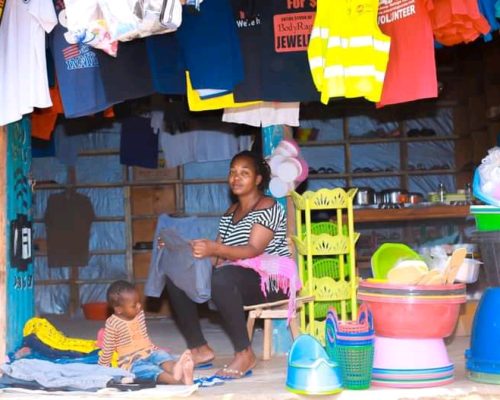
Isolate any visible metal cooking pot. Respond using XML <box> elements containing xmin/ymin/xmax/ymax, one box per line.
<box><xmin>381</xmin><ymin>188</ymin><xmax>409</xmax><ymax>204</ymax></box>
<box><xmin>351</xmin><ymin>187</ymin><xmax>376</xmax><ymax>206</ymax></box>
<box><xmin>408</xmin><ymin>192</ymin><xmax>424</xmax><ymax>204</ymax></box>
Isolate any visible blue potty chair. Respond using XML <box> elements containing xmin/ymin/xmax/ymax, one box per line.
<box><xmin>466</xmin><ymin>287</ymin><xmax>500</xmax><ymax>384</ymax></box>
<box><xmin>286</xmin><ymin>334</ymin><xmax>343</xmax><ymax>395</ymax></box>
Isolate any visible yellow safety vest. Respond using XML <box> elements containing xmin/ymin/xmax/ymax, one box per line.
<box><xmin>308</xmin><ymin>0</ymin><xmax>391</xmax><ymax>104</ymax></box>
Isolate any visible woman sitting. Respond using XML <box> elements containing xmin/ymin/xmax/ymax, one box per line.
<box><xmin>164</xmin><ymin>150</ymin><xmax>295</xmax><ymax>379</ymax></box>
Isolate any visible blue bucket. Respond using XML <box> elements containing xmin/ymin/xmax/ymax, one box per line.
<box><xmin>286</xmin><ymin>335</ymin><xmax>343</xmax><ymax>395</ymax></box>
<box><xmin>466</xmin><ymin>287</ymin><xmax>500</xmax><ymax>375</ymax></box>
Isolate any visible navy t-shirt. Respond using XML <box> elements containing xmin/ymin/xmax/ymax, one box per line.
<box><xmin>120</xmin><ymin>116</ymin><xmax>159</xmax><ymax>169</ymax></box>
<box><xmin>49</xmin><ymin>0</ymin><xmax>113</xmax><ymax>118</ymax></box>
<box><xmin>176</xmin><ymin>0</ymin><xmax>244</xmax><ymax>91</ymax></box>
<box><xmin>146</xmin><ymin>33</ymin><xmax>186</xmax><ymax>95</ymax></box>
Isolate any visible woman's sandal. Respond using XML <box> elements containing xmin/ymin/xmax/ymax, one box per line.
<box><xmin>214</xmin><ymin>365</ymin><xmax>253</xmax><ymax>380</ymax></box>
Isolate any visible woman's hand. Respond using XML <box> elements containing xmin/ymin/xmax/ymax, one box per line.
<box><xmin>191</xmin><ymin>239</ymin><xmax>218</xmax><ymax>259</ymax></box>
<box><xmin>157</xmin><ymin>237</ymin><xmax>165</xmax><ymax>249</ymax></box>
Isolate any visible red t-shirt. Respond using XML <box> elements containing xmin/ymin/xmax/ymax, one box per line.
<box><xmin>377</xmin><ymin>0</ymin><xmax>438</xmax><ymax>107</ymax></box>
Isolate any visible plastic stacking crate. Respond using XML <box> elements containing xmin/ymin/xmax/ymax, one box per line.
<box><xmin>473</xmin><ymin>231</ymin><xmax>500</xmax><ymax>286</ymax></box>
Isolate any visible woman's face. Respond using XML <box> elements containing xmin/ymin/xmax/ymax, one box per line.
<box><xmin>228</xmin><ymin>156</ymin><xmax>262</xmax><ymax>197</ymax></box>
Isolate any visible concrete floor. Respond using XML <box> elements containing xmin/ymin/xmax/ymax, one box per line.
<box><xmin>33</xmin><ymin>314</ymin><xmax>500</xmax><ymax>400</ymax></box>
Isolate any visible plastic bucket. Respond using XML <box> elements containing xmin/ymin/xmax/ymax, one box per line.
<box><xmin>82</xmin><ymin>302</ymin><xmax>110</xmax><ymax>321</ymax></box>
<box><xmin>466</xmin><ymin>287</ymin><xmax>500</xmax><ymax>374</ymax></box>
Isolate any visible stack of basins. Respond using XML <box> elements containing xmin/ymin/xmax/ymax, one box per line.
<box><xmin>324</xmin><ymin>304</ymin><xmax>375</xmax><ymax>390</ymax></box>
<box><xmin>358</xmin><ymin>281</ymin><xmax>467</xmax><ymax>387</ymax></box>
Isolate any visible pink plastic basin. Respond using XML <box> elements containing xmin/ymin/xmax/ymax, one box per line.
<box><xmin>358</xmin><ymin>282</ymin><xmax>466</xmax><ymax>338</ymax></box>
<box><xmin>373</xmin><ymin>336</ymin><xmax>452</xmax><ymax>370</ymax></box>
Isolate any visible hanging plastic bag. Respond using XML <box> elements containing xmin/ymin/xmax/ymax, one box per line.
<box><xmin>64</xmin><ymin>0</ymin><xmax>118</xmax><ymax>56</ymax></box>
<box><xmin>97</xmin><ymin>0</ymin><xmax>140</xmax><ymax>41</ymax></box>
<box><xmin>159</xmin><ymin>0</ymin><xmax>183</xmax><ymax>31</ymax></box>
<box><xmin>473</xmin><ymin>147</ymin><xmax>500</xmax><ymax>207</ymax></box>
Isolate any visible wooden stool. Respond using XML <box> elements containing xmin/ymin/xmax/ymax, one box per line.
<box><xmin>244</xmin><ymin>295</ymin><xmax>314</xmax><ymax>360</ymax></box>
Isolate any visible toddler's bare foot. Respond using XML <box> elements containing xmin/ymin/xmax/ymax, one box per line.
<box><xmin>173</xmin><ymin>350</ymin><xmax>193</xmax><ymax>383</ymax></box>
<box><xmin>181</xmin><ymin>352</ymin><xmax>194</xmax><ymax>385</ymax></box>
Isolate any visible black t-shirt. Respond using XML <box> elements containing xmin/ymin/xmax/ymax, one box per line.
<box><xmin>231</xmin><ymin>0</ymin><xmax>263</xmax><ymax>102</ymax></box>
<box><xmin>259</xmin><ymin>0</ymin><xmax>319</xmax><ymax>101</ymax></box>
<box><xmin>96</xmin><ymin>39</ymin><xmax>155</xmax><ymax>104</ymax></box>
<box><xmin>44</xmin><ymin>192</ymin><xmax>95</xmax><ymax>267</ymax></box>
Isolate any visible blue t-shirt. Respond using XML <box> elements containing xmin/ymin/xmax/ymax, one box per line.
<box><xmin>175</xmin><ymin>0</ymin><xmax>244</xmax><ymax>91</ymax></box>
<box><xmin>49</xmin><ymin>0</ymin><xmax>112</xmax><ymax>118</ymax></box>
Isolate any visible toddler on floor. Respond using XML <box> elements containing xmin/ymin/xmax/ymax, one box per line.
<box><xmin>98</xmin><ymin>280</ymin><xmax>193</xmax><ymax>385</ymax></box>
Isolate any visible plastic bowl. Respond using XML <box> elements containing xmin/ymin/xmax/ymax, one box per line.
<box><xmin>82</xmin><ymin>302</ymin><xmax>110</xmax><ymax>321</ymax></box>
<box><xmin>373</xmin><ymin>336</ymin><xmax>451</xmax><ymax>370</ymax></box>
<box><xmin>371</xmin><ymin>243</ymin><xmax>423</xmax><ymax>279</ymax></box>
<box><xmin>358</xmin><ymin>282</ymin><xmax>466</xmax><ymax>338</ymax></box>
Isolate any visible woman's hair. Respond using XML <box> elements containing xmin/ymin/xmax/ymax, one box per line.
<box><xmin>107</xmin><ymin>280</ymin><xmax>135</xmax><ymax>308</ymax></box>
<box><xmin>231</xmin><ymin>150</ymin><xmax>271</xmax><ymax>192</ymax></box>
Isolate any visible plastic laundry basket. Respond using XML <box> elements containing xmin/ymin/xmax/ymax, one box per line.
<box><xmin>332</xmin><ymin>344</ymin><xmax>374</xmax><ymax>390</ymax></box>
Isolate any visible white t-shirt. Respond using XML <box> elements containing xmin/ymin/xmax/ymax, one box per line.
<box><xmin>222</xmin><ymin>102</ymin><xmax>300</xmax><ymax>128</ymax></box>
<box><xmin>0</xmin><ymin>0</ymin><xmax>57</xmax><ymax>126</ymax></box>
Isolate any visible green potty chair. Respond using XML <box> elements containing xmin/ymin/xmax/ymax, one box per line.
<box><xmin>371</xmin><ymin>243</ymin><xmax>423</xmax><ymax>279</ymax></box>
<box><xmin>286</xmin><ymin>334</ymin><xmax>343</xmax><ymax>395</ymax></box>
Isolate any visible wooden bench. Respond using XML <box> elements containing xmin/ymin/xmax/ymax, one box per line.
<box><xmin>244</xmin><ymin>295</ymin><xmax>314</xmax><ymax>360</ymax></box>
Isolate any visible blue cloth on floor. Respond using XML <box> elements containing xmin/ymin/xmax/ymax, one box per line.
<box><xmin>0</xmin><ymin>359</ymin><xmax>133</xmax><ymax>391</ymax></box>
<box><xmin>22</xmin><ymin>334</ymin><xmax>93</xmax><ymax>359</ymax></box>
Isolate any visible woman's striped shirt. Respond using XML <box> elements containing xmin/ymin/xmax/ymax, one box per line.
<box><xmin>218</xmin><ymin>200</ymin><xmax>290</xmax><ymax>257</ymax></box>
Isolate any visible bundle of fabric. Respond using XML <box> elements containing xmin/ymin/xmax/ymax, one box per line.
<box><xmin>428</xmin><ymin>0</ymin><xmax>491</xmax><ymax>45</ymax></box>
<box><xmin>17</xmin><ymin>317</ymin><xmax>102</xmax><ymax>364</ymax></box>
<box><xmin>0</xmin><ymin>359</ymin><xmax>133</xmax><ymax>392</ymax></box>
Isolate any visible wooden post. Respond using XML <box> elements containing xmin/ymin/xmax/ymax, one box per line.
<box><xmin>0</xmin><ymin>126</ymin><xmax>7</xmax><ymax>361</ymax></box>
<box><xmin>5</xmin><ymin>118</ymin><xmax>34</xmax><ymax>352</ymax></box>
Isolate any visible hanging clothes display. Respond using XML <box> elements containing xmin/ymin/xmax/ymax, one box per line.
<box><xmin>377</xmin><ymin>0</ymin><xmax>438</xmax><ymax>107</ymax></box>
<box><xmin>308</xmin><ymin>0</ymin><xmax>390</xmax><ymax>104</ymax></box>
<box><xmin>44</xmin><ymin>190</ymin><xmax>95</xmax><ymax>268</ymax></box>
<box><xmin>0</xmin><ymin>0</ymin><xmax>57</xmax><ymax>126</ymax></box>
<box><xmin>49</xmin><ymin>0</ymin><xmax>114</xmax><ymax>119</ymax></box>
<box><xmin>428</xmin><ymin>0</ymin><xmax>491</xmax><ymax>45</ymax></box>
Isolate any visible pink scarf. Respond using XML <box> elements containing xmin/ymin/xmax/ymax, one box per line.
<box><xmin>230</xmin><ymin>254</ymin><xmax>302</xmax><ymax>323</ymax></box>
